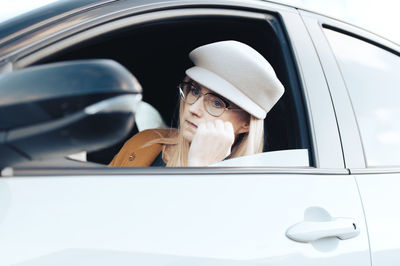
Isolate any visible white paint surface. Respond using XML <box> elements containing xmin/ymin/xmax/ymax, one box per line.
<box><xmin>0</xmin><ymin>174</ymin><xmax>370</xmax><ymax>266</ymax></box>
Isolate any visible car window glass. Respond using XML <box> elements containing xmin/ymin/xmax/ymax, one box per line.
<box><xmin>324</xmin><ymin>28</ymin><xmax>400</xmax><ymax>167</ymax></box>
<box><xmin>25</xmin><ymin>14</ymin><xmax>312</xmax><ymax>168</ymax></box>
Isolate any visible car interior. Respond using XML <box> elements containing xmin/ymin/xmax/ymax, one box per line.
<box><xmin>33</xmin><ymin>14</ymin><xmax>312</xmax><ymax>166</ymax></box>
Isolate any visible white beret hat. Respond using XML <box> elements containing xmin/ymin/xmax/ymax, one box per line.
<box><xmin>185</xmin><ymin>40</ymin><xmax>284</xmax><ymax>119</ymax></box>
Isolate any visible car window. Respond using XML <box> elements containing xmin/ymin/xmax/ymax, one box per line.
<box><xmin>324</xmin><ymin>28</ymin><xmax>400</xmax><ymax>167</ymax></box>
<box><xmin>23</xmin><ymin>12</ymin><xmax>312</xmax><ymax>167</ymax></box>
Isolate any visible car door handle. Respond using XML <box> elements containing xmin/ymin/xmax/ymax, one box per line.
<box><xmin>286</xmin><ymin>218</ymin><xmax>360</xmax><ymax>243</ymax></box>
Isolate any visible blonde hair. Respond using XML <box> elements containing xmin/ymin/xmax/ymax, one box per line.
<box><xmin>150</xmin><ymin>99</ymin><xmax>264</xmax><ymax>167</ymax></box>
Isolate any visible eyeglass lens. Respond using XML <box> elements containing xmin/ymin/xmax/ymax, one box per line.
<box><xmin>180</xmin><ymin>83</ymin><xmax>227</xmax><ymax>117</ymax></box>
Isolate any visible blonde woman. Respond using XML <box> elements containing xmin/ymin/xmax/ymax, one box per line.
<box><xmin>109</xmin><ymin>40</ymin><xmax>284</xmax><ymax>167</ymax></box>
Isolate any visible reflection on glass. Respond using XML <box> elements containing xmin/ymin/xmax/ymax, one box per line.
<box><xmin>324</xmin><ymin>29</ymin><xmax>400</xmax><ymax>166</ymax></box>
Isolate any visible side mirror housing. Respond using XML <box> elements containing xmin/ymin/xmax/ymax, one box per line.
<box><xmin>0</xmin><ymin>59</ymin><xmax>142</xmax><ymax>167</ymax></box>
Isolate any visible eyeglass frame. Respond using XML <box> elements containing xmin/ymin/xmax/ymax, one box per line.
<box><xmin>178</xmin><ymin>81</ymin><xmax>243</xmax><ymax>117</ymax></box>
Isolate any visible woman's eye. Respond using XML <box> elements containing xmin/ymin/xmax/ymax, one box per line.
<box><xmin>212</xmin><ymin>99</ymin><xmax>224</xmax><ymax>108</ymax></box>
<box><xmin>191</xmin><ymin>88</ymin><xmax>201</xmax><ymax>96</ymax></box>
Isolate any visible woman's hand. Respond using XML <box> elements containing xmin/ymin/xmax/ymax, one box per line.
<box><xmin>188</xmin><ymin>120</ymin><xmax>235</xmax><ymax>166</ymax></box>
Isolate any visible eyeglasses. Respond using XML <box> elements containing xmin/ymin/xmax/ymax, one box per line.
<box><xmin>178</xmin><ymin>82</ymin><xmax>242</xmax><ymax>117</ymax></box>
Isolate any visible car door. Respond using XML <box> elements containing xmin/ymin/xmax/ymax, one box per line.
<box><xmin>0</xmin><ymin>1</ymin><xmax>371</xmax><ymax>265</ymax></box>
<box><xmin>302</xmin><ymin>9</ymin><xmax>400</xmax><ymax>266</ymax></box>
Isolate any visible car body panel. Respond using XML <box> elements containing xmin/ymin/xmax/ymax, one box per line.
<box><xmin>2</xmin><ymin>0</ymin><xmax>400</xmax><ymax>265</ymax></box>
<box><xmin>355</xmin><ymin>173</ymin><xmax>400</xmax><ymax>266</ymax></box>
<box><xmin>0</xmin><ymin>173</ymin><xmax>370</xmax><ymax>266</ymax></box>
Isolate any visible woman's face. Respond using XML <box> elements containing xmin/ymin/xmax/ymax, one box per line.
<box><xmin>180</xmin><ymin>80</ymin><xmax>250</xmax><ymax>143</ymax></box>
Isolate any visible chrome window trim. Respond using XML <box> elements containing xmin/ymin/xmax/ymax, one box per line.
<box><xmin>12</xmin><ymin>167</ymin><xmax>349</xmax><ymax>177</ymax></box>
<box><xmin>350</xmin><ymin>168</ymin><xmax>400</xmax><ymax>175</ymax></box>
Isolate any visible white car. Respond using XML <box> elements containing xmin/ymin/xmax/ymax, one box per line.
<box><xmin>0</xmin><ymin>0</ymin><xmax>399</xmax><ymax>265</ymax></box>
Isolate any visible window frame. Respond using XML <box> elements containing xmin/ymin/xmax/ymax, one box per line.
<box><xmin>2</xmin><ymin>2</ymin><xmax>344</xmax><ymax>172</ymax></box>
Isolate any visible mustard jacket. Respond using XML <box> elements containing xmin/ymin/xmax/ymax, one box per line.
<box><xmin>108</xmin><ymin>129</ymin><xmax>171</xmax><ymax>167</ymax></box>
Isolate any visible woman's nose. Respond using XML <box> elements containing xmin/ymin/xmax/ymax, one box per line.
<box><xmin>188</xmin><ymin>96</ymin><xmax>204</xmax><ymax>116</ymax></box>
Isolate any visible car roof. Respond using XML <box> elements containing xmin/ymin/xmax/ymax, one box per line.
<box><xmin>0</xmin><ymin>0</ymin><xmax>323</xmax><ymax>40</ymax></box>
<box><xmin>0</xmin><ymin>0</ymin><xmax>398</xmax><ymax>58</ymax></box>
<box><xmin>0</xmin><ymin>0</ymin><xmax>118</xmax><ymax>40</ymax></box>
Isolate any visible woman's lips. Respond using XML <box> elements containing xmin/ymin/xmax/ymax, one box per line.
<box><xmin>186</xmin><ymin>120</ymin><xmax>198</xmax><ymax>129</ymax></box>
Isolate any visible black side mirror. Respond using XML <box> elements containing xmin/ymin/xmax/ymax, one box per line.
<box><xmin>0</xmin><ymin>59</ymin><xmax>142</xmax><ymax>168</ymax></box>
